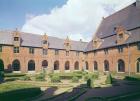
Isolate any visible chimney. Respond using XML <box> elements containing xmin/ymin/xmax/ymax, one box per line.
<box><xmin>136</xmin><ymin>0</ymin><xmax>140</xmax><ymax>7</ymax></box>
<box><xmin>80</xmin><ymin>39</ymin><xmax>82</xmax><ymax>42</ymax></box>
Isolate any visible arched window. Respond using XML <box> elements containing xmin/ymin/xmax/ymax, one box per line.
<box><xmin>118</xmin><ymin>59</ymin><xmax>125</xmax><ymax>72</ymax></box>
<box><xmin>54</xmin><ymin>60</ymin><xmax>59</xmax><ymax>70</ymax></box>
<box><xmin>65</xmin><ymin>61</ymin><xmax>70</xmax><ymax>70</ymax></box>
<box><xmin>74</xmin><ymin>61</ymin><xmax>79</xmax><ymax>70</ymax></box>
<box><xmin>104</xmin><ymin>60</ymin><xmax>109</xmax><ymax>71</ymax></box>
<box><xmin>94</xmin><ymin>61</ymin><xmax>98</xmax><ymax>71</ymax></box>
<box><xmin>42</xmin><ymin>60</ymin><xmax>48</xmax><ymax>68</ymax></box>
<box><xmin>85</xmin><ymin>61</ymin><xmax>89</xmax><ymax>70</ymax></box>
<box><xmin>28</xmin><ymin>60</ymin><xmax>35</xmax><ymax>71</ymax></box>
<box><xmin>136</xmin><ymin>58</ymin><xmax>140</xmax><ymax>73</ymax></box>
<box><xmin>12</xmin><ymin>59</ymin><xmax>20</xmax><ymax>71</ymax></box>
<box><xmin>0</xmin><ymin>59</ymin><xmax>4</xmax><ymax>71</ymax></box>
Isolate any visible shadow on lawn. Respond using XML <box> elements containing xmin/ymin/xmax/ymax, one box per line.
<box><xmin>32</xmin><ymin>84</ymin><xmax>88</xmax><ymax>101</ymax></box>
<box><xmin>0</xmin><ymin>87</ymin><xmax>41</xmax><ymax>101</ymax></box>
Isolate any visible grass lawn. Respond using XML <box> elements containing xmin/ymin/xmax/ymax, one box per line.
<box><xmin>0</xmin><ymin>81</ymin><xmax>42</xmax><ymax>101</ymax></box>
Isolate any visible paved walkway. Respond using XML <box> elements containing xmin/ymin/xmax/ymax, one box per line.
<box><xmin>76</xmin><ymin>80</ymin><xmax>140</xmax><ymax>101</ymax></box>
<box><xmin>32</xmin><ymin>80</ymin><xmax>140</xmax><ymax>101</ymax></box>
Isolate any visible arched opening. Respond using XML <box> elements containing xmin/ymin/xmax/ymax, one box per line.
<box><xmin>74</xmin><ymin>61</ymin><xmax>79</xmax><ymax>70</ymax></box>
<box><xmin>28</xmin><ymin>60</ymin><xmax>35</xmax><ymax>71</ymax></box>
<box><xmin>65</xmin><ymin>61</ymin><xmax>70</xmax><ymax>70</ymax></box>
<box><xmin>104</xmin><ymin>60</ymin><xmax>109</xmax><ymax>71</ymax></box>
<box><xmin>0</xmin><ymin>59</ymin><xmax>4</xmax><ymax>71</ymax></box>
<box><xmin>136</xmin><ymin>58</ymin><xmax>140</xmax><ymax>73</ymax></box>
<box><xmin>42</xmin><ymin>60</ymin><xmax>48</xmax><ymax>68</ymax></box>
<box><xmin>118</xmin><ymin>59</ymin><xmax>125</xmax><ymax>72</ymax></box>
<box><xmin>85</xmin><ymin>61</ymin><xmax>89</xmax><ymax>70</ymax></box>
<box><xmin>94</xmin><ymin>61</ymin><xmax>98</xmax><ymax>71</ymax></box>
<box><xmin>12</xmin><ymin>59</ymin><xmax>20</xmax><ymax>71</ymax></box>
<box><xmin>54</xmin><ymin>60</ymin><xmax>59</xmax><ymax>70</ymax></box>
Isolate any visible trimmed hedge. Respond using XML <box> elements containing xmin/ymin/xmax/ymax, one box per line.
<box><xmin>51</xmin><ymin>75</ymin><xmax>61</xmax><ymax>83</ymax></box>
<box><xmin>4</xmin><ymin>73</ymin><xmax>26</xmax><ymax>77</ymax></box>
<box><xmin>72</xmin><ymin>76</ymin><xmax>79</xmax><ymax>83</ymax></box>
<box><xmin>35</xmin><ymin>73</ymin><xmax>45</xmax><ymax>81</ymax></box>
<box><xmin>0</xmin><ymin>87</ymin><xmax>41</xmax><ymax>101</ymax></box>
<box><xmin>124</xmin><ymin>76</ymin><xmax>140</xmax><ymax>81</ymax></box>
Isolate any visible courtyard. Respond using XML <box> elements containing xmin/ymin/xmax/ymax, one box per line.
<box><xmin>0</xmin><ymin>71</ymin><xmax>140</xmax><ymax>101</ymax></box>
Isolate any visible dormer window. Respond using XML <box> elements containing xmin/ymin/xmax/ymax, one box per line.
<box><xmin>66</xmin><ymin>43</ymin><xmax>69</xmax><ymax>46</ymax></box>
<box><xmin>118</xmin><ymin>34</ymin><xmax>123</xmax><ymax>39</ymax></box>
<box><xmin>14</xmin><ymin>37</ymin><xmax>19</xmax><ymax>41</ymax></box>
<box><xmin>43</xmin><ymin>40</ymin><xmax>48</xmax><ymax>44</ymax></box>
<box><xmin>93</xmin><ymin>41</ymin><xmax>97</xmax><ymax>44</ymax></box>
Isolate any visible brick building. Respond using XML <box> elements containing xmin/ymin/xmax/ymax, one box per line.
<box><xmin>0</xmin><ymin>1</ymin><xmax>140</xmax><ymax>74</ymax></box>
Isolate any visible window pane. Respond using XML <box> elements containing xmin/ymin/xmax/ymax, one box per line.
<box><xmin>137</xmin><ymin>43</ymin><xmax>140</xmax><ymax>50</ymax></box>
<box><xmin>29</xmin><ymin>48</ymin><xmax>34</xmax><ymax>54</ymax></box>
<box><xmin>13</xmin><ymin>47</ymin><xmax>19</xmax><ymax>53</ymax></box>
<box><xmin>55</xmin><ymin>50</ymin><xmax>59</xmax><ymax>55</ymax></box>
<box><xmin>0</xmin><ymin>46</ymin><xmax>2</xmax><ymax>52</ymax></box>
<box><xmin>43</xmin><ymin>49</ymin><xmax>47</xmax><ymax>55</ymax></box>
<box><xmin>14</xmin><ymin>37</ymin><xmax>19</xmax><ymax>41</ymax></box>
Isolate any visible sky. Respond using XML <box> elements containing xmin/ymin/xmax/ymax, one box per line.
<box><xmin>0</xmin><ymin>0</ymin><xmax>135</xmax><ymax>42</ymax></box>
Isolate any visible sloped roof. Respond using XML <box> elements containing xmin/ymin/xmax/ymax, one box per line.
<box><xmin>96</xmin><ymin>2</ymin><xmax>140</xmax><ymax>38</ymax></box>
<box><xmin>85</xmin><ymin>2</ymin><xmax>140</xmax><ymax>52</ymax></box>
<box><xmin>0</xmin><ymin>30</ymin><xmax>88</xmax><ymax>51</ymax></box>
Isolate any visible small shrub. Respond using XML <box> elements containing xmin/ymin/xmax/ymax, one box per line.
<box><xmin>92</xmin><ymin>72</ymin><xmax>99</xmax><ymax>79</ymax></box>
<box><xmin>84</xmin><ymin>74</ymin><xmax>90</xmax><ymax>81</ymax></box>
<box><xmin>87</xmin><ymin>78</ymin><xmax>94</xmax><ymax>88</ymax></box>
<box><xmin>35</xmin><ymin>73</ymin><xmax>45</xmax><ymax>81</ymax></box>
<box><xmin>105</xmin><ymin>73</ymin><xmax>112</xmax><ymax>84</ymax></box>
<box><xmin>20</xmin><ymin>75</ymin><xmax>31</xmax><ymax>81</ymax></box>
<box><xmin>0</xmin><ymin>71</ymin><xmax>4</xmax><ymax>83</ymax></box>
<box><xmin>51</xmin><ymin>75</ymin><xmax>60</xmax><ymax>83</ymax></box>
<box><xmin>72</xmin><ymin>76</ymin><xmax>79</xmax><ymax>83</ymax></box>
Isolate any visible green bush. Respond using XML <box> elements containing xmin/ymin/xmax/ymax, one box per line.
<box><xmin>105</xmin><ymin>73</ymin><xmax>112</xmax><ymax>84</ymax></box>
<box><xmin>72</xmin><ymin>76</ymin><xmax>79</xmax><ymax>83</ymax></box>
<box><xmin>87</xmin><ymin>78</ymin><xmax>94</xmax><ymax>88</ymax></box>
<box><xmin>35</xmin><ymin>73</ymin><xmax>45</xmax><ymax>81</ymax></box>
<box><xmin>51</xmin><ymin>75</ymin><xmax>60</xmax><ymax>83</ymax></box>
